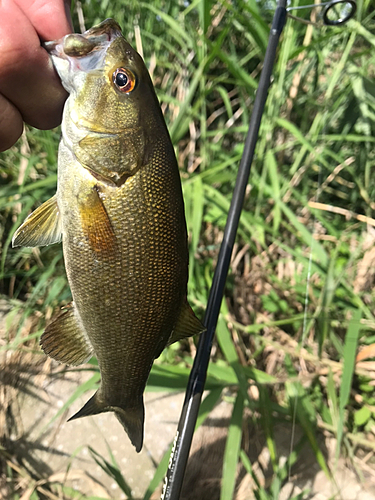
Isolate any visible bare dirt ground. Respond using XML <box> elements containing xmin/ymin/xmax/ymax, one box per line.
<box><xmin>1</xmin><ymin>298</ymin><xmax>375</xmax><ymax>500</ymax></box>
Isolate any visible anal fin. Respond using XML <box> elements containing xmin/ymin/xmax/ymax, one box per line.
<box><xmin>12</xmin><ymin>194</ymin><xmax>62</xmax><ymax>248</ymax></box>
<box><xmin>40</xmin><ymin>304</ymin><xmax>94</xmax><ymax>366</ymax></box>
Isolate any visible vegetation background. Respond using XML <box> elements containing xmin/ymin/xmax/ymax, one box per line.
<box><xmin>1</xmin><ymin>0</ymin><xmax>375</xmax><ymax>498</ymax></box>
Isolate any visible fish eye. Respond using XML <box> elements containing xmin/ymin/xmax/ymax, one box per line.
<box><xmin>112</xmin><ymin>68</ymin><xmax>136</xmax><ymax>93</ymax></box>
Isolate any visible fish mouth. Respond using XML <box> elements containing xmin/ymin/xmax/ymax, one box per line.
<box><xmin>44</xmin><ymin>18</ymin><xmax>122</xmax><ymax>59</ymax></box>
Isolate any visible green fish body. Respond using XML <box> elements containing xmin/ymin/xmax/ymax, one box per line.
<box><xmin>13</xmin><ymin>19</ymin><xmax>204</xmax><ymax>452</ymax></box>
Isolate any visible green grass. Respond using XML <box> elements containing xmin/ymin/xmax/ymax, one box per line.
<box><xmin>1</xmin><ymin>0</ymin><xmax>375</xmax><ymax>498</ymax></box>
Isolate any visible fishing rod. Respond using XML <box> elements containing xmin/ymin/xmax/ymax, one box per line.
<box><xmin>161</xmin><ymin>1</ymin><xmax>357</xmax><ymax>498</ymax></box>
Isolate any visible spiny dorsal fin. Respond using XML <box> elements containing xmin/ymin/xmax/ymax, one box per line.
<box><xmin>12</xmin><ymin>195</ymin><xmax>62</xmax><ymax>248</ymax></box>
<box><xmin>167</xmin><ymin>300</ymin><xmax>205</xmax><ymax>346</ymax></box>
<box><xmin>40</xmin><ymin>304</ymin><xmax>94</xmax><ymax>366</ymax></box>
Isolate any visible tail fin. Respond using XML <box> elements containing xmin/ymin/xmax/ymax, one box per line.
<box><xmin>114</xmin><ymin>403</ymin><xmax>144</xmax><ymax>453</ymax></box>
<box><xmin>68</xmin><ymin>391</ymin><xmax>145</xmax><ymax>452</ymax></box>
<box><xmin>68</xmin><ymin>392</ymin><xmax>105</xmax><ymax>421</ymax></box>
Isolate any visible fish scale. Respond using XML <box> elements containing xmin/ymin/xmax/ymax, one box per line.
<box><xmin>12</xmin><ymin>19</ymin><xmax>204</xmax><ymax>452</ymax></box>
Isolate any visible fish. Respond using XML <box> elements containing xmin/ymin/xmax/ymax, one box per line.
<box><xmin>12</xmin><ymin>19</ymin><xmax>204</xmax><ymax>452</ymax></box>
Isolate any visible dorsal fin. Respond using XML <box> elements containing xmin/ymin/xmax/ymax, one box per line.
<box><xmin>168</xmin><ymin>300</ymin><xmax>205</xmax><ymax>346</ymax></box>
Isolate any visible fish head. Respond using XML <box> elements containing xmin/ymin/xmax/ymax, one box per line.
<box><xmin>46</xmin><ymin>19</ymin><xmax>165</xmax><ymax>185</ymax></box>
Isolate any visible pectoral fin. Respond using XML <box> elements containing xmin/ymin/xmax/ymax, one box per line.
<box><xmin>168</xmin><ymin>300</ymin><xmax>205</xmax><ymax>346</ymax></box>
<box><xmin>40</xmin><ymin>304</ymin><xmax>94</xmax><ymax>366</ymax></box>
<box><xmin>12</xmin><ymin>195</ymin><xmax>62</xmax><ymax>248</ymax></box>
<box><xmin>79</xmin><ymin>186</ymin><xmax>117</xmax><ymax>255</ymax></box>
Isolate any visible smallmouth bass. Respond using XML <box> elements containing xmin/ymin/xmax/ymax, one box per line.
<box><xmin>13</xmin><ymin>19</ymin><xmax>204</xmax><ymax>452</ymax></box>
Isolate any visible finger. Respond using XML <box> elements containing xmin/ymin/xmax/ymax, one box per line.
<box><xmin>0</xmin><ymin>93</ymin><xmax>23</xmax><ymax>152</ymax></box>
<box><xmin>0</xmin><ymin>1</ymin><xmax>68</xmax><ymax>131</ymax></box>
<box><xmin>15</xmin><ymin>0</ymin><xmax>73</xmax><ymax>40</ymax></box>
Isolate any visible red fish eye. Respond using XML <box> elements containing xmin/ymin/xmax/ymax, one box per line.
<box><xmin>112</xmin><ymin>68</ymin><xmax>136</xmax><ymax>93</ymax></box>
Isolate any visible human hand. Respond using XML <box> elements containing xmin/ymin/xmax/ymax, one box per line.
<box><xmin>0</xmin><ymin>0</ymin><xmax>73</xmax><ymax>152</ymax></box>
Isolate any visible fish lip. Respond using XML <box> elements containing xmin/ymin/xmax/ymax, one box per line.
<box><xmin>83</xmin><ymin>18</ymin><xmax>122</xmax><ymax>41</ymax></box>
<box><xmin>44</xmin><ymin>18</ymin><xmax>122</xmax><ymax>58</ymax></box>
<box><xmin>43</xmin><ymin>39</ymin><xmax>63</xmax><ymax>55</ymax></box>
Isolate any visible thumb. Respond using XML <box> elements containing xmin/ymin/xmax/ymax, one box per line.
<box><xmin>15</xmin><ymin>0</ymin><xmax>73</xmax><ymax>40</ymax></box>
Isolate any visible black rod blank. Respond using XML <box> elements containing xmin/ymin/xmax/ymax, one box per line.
<box><xmin>161</xmin><ymin>2</ymin><xmax>287</xmax><ymax>499</ymax></box>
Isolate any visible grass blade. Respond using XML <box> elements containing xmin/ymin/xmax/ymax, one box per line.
<box><xmin>88</xmin><ymin>446</ymin><xmax>133</xmax><ymax>498</ymax></box>
<box><xmin>220</xmin><ymin>391</ymin><xmax>244</xmax><ymax>500</ymax></box>
<box><xmin>336</xmin><ymin>308</ymin><xmax>362</xmax><ymax>460</ymax></box>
